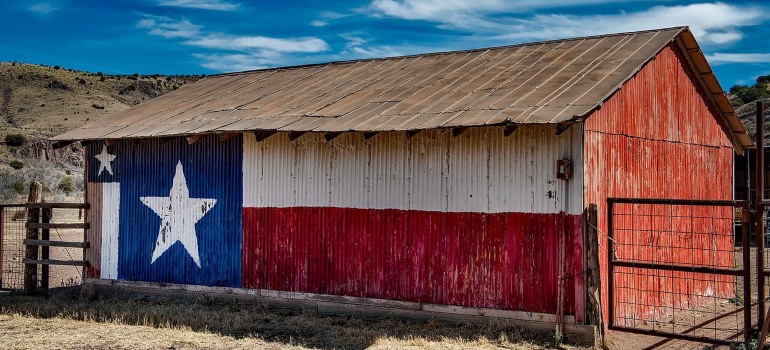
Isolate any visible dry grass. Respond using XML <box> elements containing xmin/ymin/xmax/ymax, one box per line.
<box><xmin>0</xmin><ymin>287</ymin><xmax>591</xmax><ymax>350</ymax></box>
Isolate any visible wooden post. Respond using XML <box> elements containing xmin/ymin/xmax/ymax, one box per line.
<box><xmin>24</xmin><ymin>182</ymin><xmax>42</xmax><ymax>294</ymax></box>
<box><xmin>41</xmin><ymin>207</ymin><xmax>51</xmax><ymax>291</ymax></box>
<box><xmin>584</xmin><ymin>204</ymin><xmax>604</xmax><ymax>343</ymax></box>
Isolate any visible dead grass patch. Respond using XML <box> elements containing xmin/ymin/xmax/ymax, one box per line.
<box><xmin>0</xmin><ymin>287</ymin><xmax>591</xmax><ymax>350</ymax></box>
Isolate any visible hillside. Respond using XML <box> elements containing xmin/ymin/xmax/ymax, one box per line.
<box><xmin>730</xmin><ymin>75</ymin><xmax>770</xmax><ymax>144</ymax></box>
<box><xmin>0</xmin><ymin>62</ymin><xmax>202</xmax><ymax>201</ymax></box>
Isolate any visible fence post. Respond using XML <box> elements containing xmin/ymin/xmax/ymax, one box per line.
<box><xmin>41</xmin><ymin>207</ymin><xmax>51</xmax><ymax>291</ymax></box>
<box><xmin>584</xmin><ymin>204</ymin><xmax>603</xmax><ymax>342</ymax></box>
<box><xmin>23</xmin><ymin>182</ymin><xmax>42</xmax><ymax>294</ymax></box>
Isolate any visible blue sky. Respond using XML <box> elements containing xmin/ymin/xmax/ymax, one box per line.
<box><xmin>1</xmin><ymin>0</ymin><xmax>769</xmax><ymax>89</ymax></box>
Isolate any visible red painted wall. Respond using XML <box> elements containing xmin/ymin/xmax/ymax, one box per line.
<box><xmin>243</xmin><ymin>208</ymin><xmax>584</xmax><ymax>316</ymax></box>
<box><xmin>584</xmin><ymin>42</ymin><xmax>735</xmax><ymax>327</ymax></box>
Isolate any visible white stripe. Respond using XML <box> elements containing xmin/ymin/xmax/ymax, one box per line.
<box><xmin>100</xmin><ymin>183</ymin><xmax>120</xmax><ymax>279</ymax></box>
<box><xmin>243</xmin><ymin>125</ymin><xmax>583</xmax><ymax>214</ymax></box>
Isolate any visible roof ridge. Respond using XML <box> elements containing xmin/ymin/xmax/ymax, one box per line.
<box><xmin>209</xmin><ymin>26</ymin><xmax>688</xmax><ymax>78</ymax></box>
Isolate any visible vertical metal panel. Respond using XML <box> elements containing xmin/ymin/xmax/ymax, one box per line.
<box><xmin>585</xmin><ymin>43</ymin><xmax>734</xmax><ymax>327</ymax></box>
<box><xmin>116</xmin><ymin>135</ymin><xmax>243</xmax><ymax>287</ymax></box>
<box><xmin>242</xmin><ymin>124</ymin><xmax>585</xmax><ymax>316</ymax></box>
<box><xmin>85</xmin><ymin>181</ymin><xmax>102</xmax><ymax>278</ymax></box>
<box><xmin>101</xmin><ymin>183</ymin><xmax>120</xmax><ymax>279</ymax></box>
<box><xmin>242</xmin><ymin>208</ymin><xmax>584</xmax><ymax>315</ymax></box>
<box><xmin>242</xmin><ymin>125</ymin><xmax>582</xmax><ymax>214</ymax></box>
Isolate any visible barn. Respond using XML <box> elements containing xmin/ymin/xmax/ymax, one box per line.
<box><xmin>52</xmin><ymin>26</ymin><xmax>752</xmax><ymax>343</ymax></box>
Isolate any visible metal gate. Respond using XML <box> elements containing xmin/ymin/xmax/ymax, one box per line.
<box><xmin>607</xmin><ymin>198</ymin><xmax>753</xmax><ymax>346</ymax></box>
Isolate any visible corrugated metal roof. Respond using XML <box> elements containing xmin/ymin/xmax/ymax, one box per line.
<box><xmin>52</xmin><ymin>26</ymin><xmax>752</xmax><ymax>150</ymax></box>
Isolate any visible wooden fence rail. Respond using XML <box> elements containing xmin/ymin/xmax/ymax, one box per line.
<box><xmin>21</xmin><ymin>182</ymin><xmax>90</xmax><ymax>293</ymax></box>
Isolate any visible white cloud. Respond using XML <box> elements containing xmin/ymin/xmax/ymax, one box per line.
<box><xmin>193</xmin><ymin>53</ymin><xmax>271</xmax><ymax>71</ymax></box>
<box><xmin>310</xmin><ymin>20</ymin><xmax>328</xmax><ymax>27</ymax></box>
<box><xmin>29</xmin><ymin>2</ymin><xmax>58</xmax><ymax>14</ymax></box>
<box><xmin>706</xmin><ymin>53</ymin><xmax>770</xmax><ymax>65</ymax></box>
<box><xmin>369</xmin><ymin>1</ymin><xmax>764</xmax><ymax>46</ymax></box>
<box><xmin>188</xmin><ymin>35</ymin><xmax>329</xmax><ymax>53</ymax></box>
<box><xmin>138</xmin><ymin>16</ymin><xmax>330</xmax><ymax>72</ymax></box>
<box><xmin>137</xmin><ymin>16</ymin><xmax>201</xmax><ymax>39</ymax></box>
<box><xmin>157</xmin><ymin>0</ymin><xmax>240</xmax><ymax>11</ymax></box>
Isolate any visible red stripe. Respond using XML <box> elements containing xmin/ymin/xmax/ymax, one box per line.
<box><xmin>243</xmin><ymin>207</ymin><xmax>583</xmax><ymax>317</ymax></box>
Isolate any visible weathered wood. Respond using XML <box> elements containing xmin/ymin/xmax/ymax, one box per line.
<box><xmin>85</xmin><ymin>279</ymin><xmax>597</xmax><ymax>346</ymax></box>
<box><xmin>219</xmin><ymin>132</ymin><xmax>239</xmax><ymax>141</ymax></box>
<box><xmin>41</xmin><ymin>208</ymin><xmax>51</xmax><ymax>291</ymax></box>
<box><xmin>26</xmin><ymin>203</ymin><xmax>88</xmax><ymax>209</ymax></box>
<box><xmin>186</xmin><ymin>135</ymin><xmax>204</xmax><ymax>144</ymax></box>
<box><xmin>324</xmin><ymin>132</ymin><xmax>343</xmax><ymax>141</ymax></box>
<box><xmin>555</xmin><ymin>122</ymin><xmax>572</xmax><ymax>135</ymax></box>
<box><xmin>254</xmin><ymin>130</ymin><xmax>277</xmax><ymax>142</ymax></box>
<box><xmin>288</xmin><ymin>131</ymin><xmax>307</xmax><ymax>141</ymax></box>
<box><xmin>24</xmin><ymin>259</ymin><xmax>88</xmax><ymax>266</ymax></box>
<box><xmin>451</xmin><ymin>126</ymin><xmax>469</xmax><ymax>137</ymax></box>
<box><xmin>52</xmin><ymin>140</ymin><xmax>75</xmax><ymax>149</ymax></box>
<box><xmin>503</xmin><ymin>124</ymin><xmax>519</xmax><ymax>136</ymax></box>
<box><xmin>584</xmin><ymin>203</ymin><xmax>604</xmax><ymax>344</ymax></box>
<box><xmin>24</xmin><ymin>182</ymin><xmax>42</xmax><ymax>294</ymax></box>
<box><xmin>26</xmin><ymin>222</ymin><xmax>89</xmax><ymax>229</ymax></box>
<box><xmin>24</xmin><ymin>239</ymin><xmax>90</xmax><ymax>248</ymax></box>
<box><xmin>405</xmin><ymin>130</ymin><xmax>421</xmax><ymax>138</ymax></box>
<box><xmin>421</xmin><ymin>304</ymin><xmax>574</xmax><ymax>324</ymax></box>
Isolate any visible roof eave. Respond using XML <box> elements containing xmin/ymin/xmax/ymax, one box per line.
<box><xmin>676</xmin><ymin>28</ymin><xmax>753</xmax><ymax>154</ymax></box>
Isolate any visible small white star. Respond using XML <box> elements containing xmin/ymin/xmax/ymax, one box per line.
<box><xmin>141</xmin><ymin>161</ymin><xmax>216</xmax><ymax>268</ymax></box>
<box><xmin>95</xmin><ymin>145</ymin><xmax>116</xmax><ymax>176</ymax></box>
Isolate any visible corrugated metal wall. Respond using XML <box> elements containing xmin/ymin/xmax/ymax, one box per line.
<box><xmin>584</xmin><ymin>42</ymin><xmax>734</xmax><ymax>327</ymax></box>
<box><xmin>85</xmin><ymin>136</ymin><xmax>244</xmax><ymax>287</ymax></box>
<box><xmin>242</xmin><ymin>125</ymin><xmax>585</xmax><ymax>318</ymax></box>
<box><xmin>243</xmin><ymin>126</ymin><xmax>583</xmax><ymax>214</ymax></box>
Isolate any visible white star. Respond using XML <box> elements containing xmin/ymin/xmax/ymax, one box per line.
<box><xmin>140</xmin><ymin>161</ymin><xmax>216</xmax><ymax>268</ymax></box>
<box><xmin>95</xmin><ymin>145</ymin><xmax>117</xmax><ymax>176</ymax></box>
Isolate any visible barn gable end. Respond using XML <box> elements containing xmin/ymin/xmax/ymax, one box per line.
<box><xmin>584</xmin><ymin>41</ymin><xmax>735</xmax><ymax>329</ymax></box>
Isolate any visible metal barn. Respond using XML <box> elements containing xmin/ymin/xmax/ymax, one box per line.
<box><xmin>52</xmin><ymin>27</ymin><xmax>753</xmax><ymax>344</ymax></box>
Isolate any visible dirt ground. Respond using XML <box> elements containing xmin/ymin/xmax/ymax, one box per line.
<box><xmin>0</xmin><ymin>288</ymin><xmax>590</xmax><ymax>350</ymax></box>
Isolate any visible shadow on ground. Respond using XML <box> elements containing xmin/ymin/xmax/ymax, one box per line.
<box><xmin>0</xmin><ymin>286</ymin><xmax>580</xmax><ymax>350</ymax></box>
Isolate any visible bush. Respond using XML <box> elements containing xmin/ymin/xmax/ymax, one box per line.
<box><xmin>9</xmin><ymin>160</ymin><xmax>23</xmax><ymax>169</ymax></box>
<box><xmin>5</xmin><ymin>134</ymin><xmax>26</xmax><ymax>146</ymax></box>
<box><xmin>11</xmin><ymin>181</ymin><xmax>24</xmax><ymax>194</ymax></box>
<box><xmin>58</xmin><ymin>176</ymin><xmax>75</xmax><ymax>195</ymax></box>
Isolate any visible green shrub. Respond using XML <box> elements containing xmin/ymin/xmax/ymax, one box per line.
<box><xmin>11</xmin><ymin>181</ymin><xmax>24</xmax><ymax>194</ymax></box>
<box><xmin>5</xmin><ymin>134</ymin><xmax>26</xmax><ymax>147</ymax></box>
<box><xmin>58</xmin><ymin>176</ymin><xmax>75</xmax><ymax>195</ymax></box>
<box><xmin>9</xmin><ymin>160</ymin><xmax>23</xmax><ymax>169</ymax></box>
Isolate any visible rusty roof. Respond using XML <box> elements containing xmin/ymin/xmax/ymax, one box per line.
<box><xmin>52</xmin><ymin>26</ymin><xmax>752</xmax><ymax>151</ymax></box>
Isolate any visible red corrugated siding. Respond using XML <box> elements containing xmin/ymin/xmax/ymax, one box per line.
<box><xmin>584</xmin><ymin>43</ymin><xmax>734</xmax><ymax>328</ymax></box>
<box><xmin>243</xmin><ymin>208</ymin><xmax>584</xmax><ymax>316</ymax></box>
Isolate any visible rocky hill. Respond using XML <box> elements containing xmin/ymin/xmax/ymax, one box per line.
<box><xmin>730</xmin><ymin>76</ymin><xmax>770</xmax><ymax>144</ymax></box>
<box><xmin>0</xmin><ymin>62</ymin><xmax>202</xmax><ymax>201</ymax></box>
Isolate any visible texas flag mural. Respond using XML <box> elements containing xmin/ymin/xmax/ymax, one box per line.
<box><xmin>85</xmin><ymin>128</ymin><xmax>583</xmax><ymax>317</ymax></box>
<box><xmin>88</xmin><ymin>136</ymin><xmax>243</xmax><ymax>287</ymax></box>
